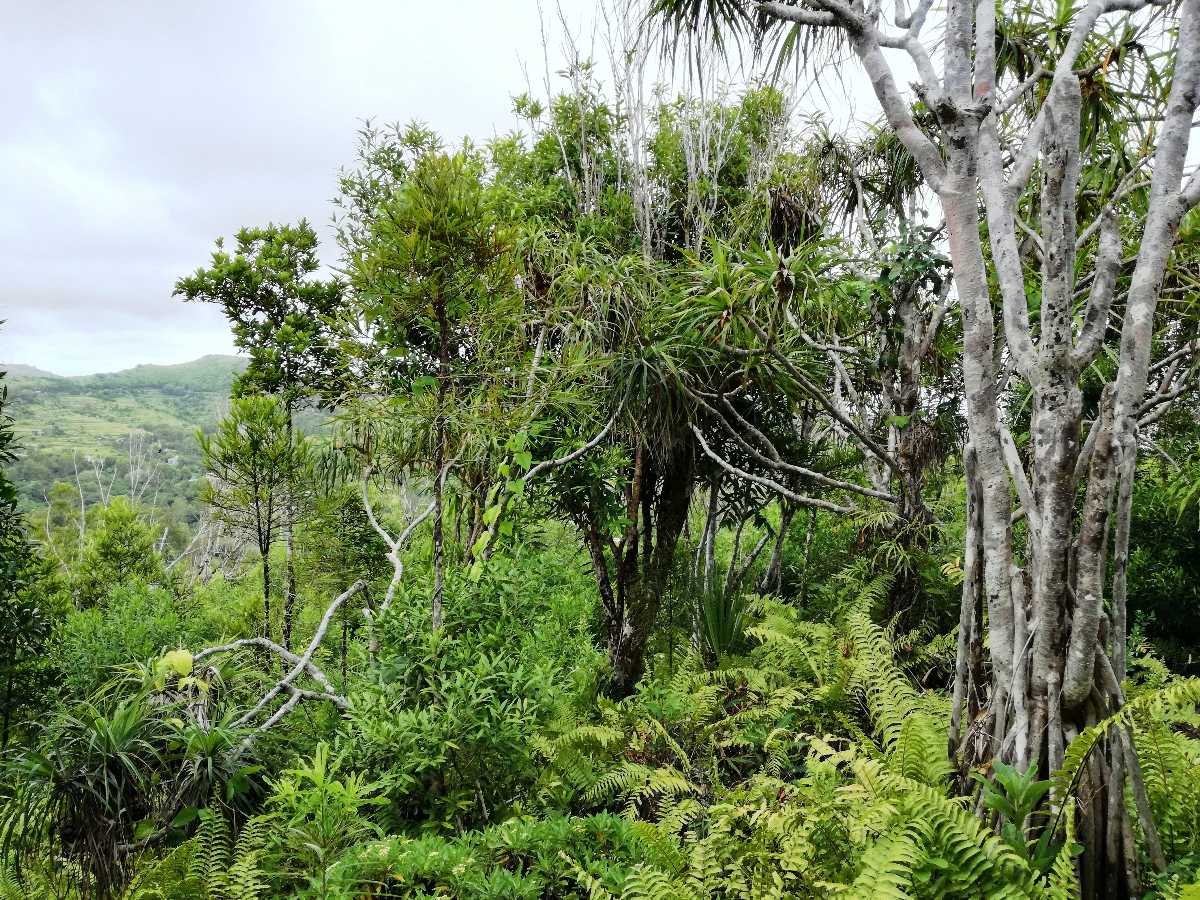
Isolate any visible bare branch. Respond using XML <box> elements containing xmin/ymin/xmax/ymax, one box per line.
<box><xmin>692</xmin><ymin>390</ymin><xmax>898</xmax><ymax>502</ymax></box>
<box><xmin>525</xmin><ymin>404</ymin><xmax>622</xmax><ymax>481</ymax></box>
<box><xmin>1000</xmin><ymin>427</ymin><xmax>1040</xmax><ymax>541</ymax></box>
<box><xmin>744</xmin><ymin>317</ymin><xmax>902</xmax><ymax>475</ymax></box>
<box><xmin>232</xmin><ymin>580</ymin><xmax>366</xmax><ymax>728</ymax></box>
<box><xmin>1070</xmin><ymin>211</ymin><xmax>1122</xmax><ymax>371</ymax></box>
<box><xmin>194</xmin><ymin>635</ymin><xmax>345</xmax><ymax>702</ymax></box>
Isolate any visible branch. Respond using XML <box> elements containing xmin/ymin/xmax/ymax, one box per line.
<box><xmin>194</xmin><ymin>636</ymin><xmax>344</xmax><ymax>702</ymax></box>
<box><xmin>476</xmin><ymin>400</ymin><xmax>625</xmax><ymax>564</ymax></box>
<box><xmin>978</xmin><ymin>120</ymin><xmax>1038</xmax><ymax>380</ymax></box>
<box><xmin>691</xmin><ymin>424</ymin><xmax>858</xmax><ymax>514</ymax></box>
<box><xmin>757</xmin><ymin>0</ymin><xmax>947</xmax><ymax>191</ymax></box>
<box><xmin>1150</xmin><ymin>342</ymin><xmax>1196</xmax><ymax>375</ymax></box>
<box><xmin>917</xmin><ymin>276</ymin><xmax>955</xmax><ymax>359</ymax></box>
<box><xmin>361</xmin><ymin>465</ymin><xmax>442</xmax><ymax>613</ymax></box>
<box><xmin>1006</xmin><ymin>1</ymin><xmax>1121</xmax><ymax>196</ymax></box>
<box><xmin>1111</xmin><ymin>0</ymin><xmax>1200</xmax><ymax>434</ymax></box>
<box><xmin>1076</xmin><ymin>176</ymin><xmax>1150</xmax><ymax>250</ymax></box>
<box><xmin>1185</xmin><ymin>169</ymin><xmax>1200</xmax><ymax>210</ymax></box>
<box><xmin>1000</xmin><ymin>427</ymin><xmax>1040</xmax><ymax>541</ymax></box>
<box><xmin>525</xmin><ymin>402</ymin><xmax>622</xmax><ymax>481</ymax></box>
<box><xmin>758</xmin><ymin>1</ymin><xmax>835</xmax><ymax>26</ymax></box>
<box><xmin>693</xmin><ymin>390</ymin><xmax>898</xmax><ymax>503</ymax></box>
<box><xmin>894</xmin><ymin>0</ymin><xmax>935</xmax><ymax>35</ymax></box>
<box><xmin>997</xmin><ymin>66</ymin><xmax>1050</xmax><ymax>116</ymax></box>
<box><xmin>1069</xmin><ymin>211</ymin><xmax>1122</xmax><ymax>371</ymax></box>
<box><xmin>745</xmin><ymin>318</ymin><xmax>903</xmax><ymax>476</ymax></box>
<box><xmin>231</xmin><ymin>580</ymin><xmax>365</xmax><ymax>728</ymax></box>
<box><xmin>1137</xmin><ymin>372</ymin><xmax>1195</xmax><ymax>427</ymax></box>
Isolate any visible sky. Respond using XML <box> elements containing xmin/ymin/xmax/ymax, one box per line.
<box><xmin>0</xmin><ymin>1</ymin><xmax>902</xmax><ymax>377</ymax></box>
<box><xmin>0</xmin><ymin>0</ymin><xmax>605</xmax><ymax>375</ymax></box>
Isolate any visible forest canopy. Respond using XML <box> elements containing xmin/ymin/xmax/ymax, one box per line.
<box><xmin>3</xmin><ymin>1</ymin><xmax>1200</xmax><ymax>898</ymax></box>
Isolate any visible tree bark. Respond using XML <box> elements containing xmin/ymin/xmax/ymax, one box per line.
<box><xmin>759</xmin><ymin>500</ymin><xmax>794</xmax><ymax>595</ymax></box>
<box><xmin>260</xmin><ymin>540</ymin><xmax>272</xmax><ymax>643</ymax></box>
<box><xmin>282</xmin><ymin>402</ymin><xmax>298</xmax><ymax>652</ymax></box>
<box><xmin>432</xmin><ymin>288</ymin><xmax>451</xmax><ymax>631</ymax></box>
<box><xmin>604</xmin><ymin>439</ymin><xmax>695</xmax><ymax>699</ymax></box>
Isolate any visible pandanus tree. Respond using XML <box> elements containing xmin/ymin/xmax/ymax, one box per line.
<box><xmin>651</xmin><ymin>0</ymin><xmax>1200</xmax><ymax>892</ymax></box>
<box><xmin>676</xmin><ymin>122</ymin><xmax>965</xmax><ymax>629</ymax></box>
<box><xmin>493</xmin><ymin>70</ymin><xmax>817</xmax><ymax>696</ymax></box>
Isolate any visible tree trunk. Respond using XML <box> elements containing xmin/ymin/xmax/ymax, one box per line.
<box><xmin>1</xmin><ymin>672</ymin><xmax>13</xmax><ymax>751</ymax></box>
<box><xmin>432</xmin><ymin>289</ymin><xmax>451</xmax><ymax>631</ymax></box>
<box><xmin>260</xmin><ymin>542</ymin><xmax>272</xmax><ymax>643</ymax></box>
<box><xmin>606</xmin><ymin>440</ymin><xmax>694</xmax><ymax>698</ymax></box>
<box><xmin>758</xmin><ymin>500</ymin><xmax>794</xmax><ymax>596</ymax></box>
<box><xmin>730</xmin><ymin>0</ymin><xmax>1200</xmax><ymax>891</ymax></box>
<box><xmin>282</xmin><ymin>403</ymin><xmax>297</xmax><ymax>652</ymax></box>
<box><xmin>432</xmin><ymin>441</ymin><xmax>445</xmax><ymax>631</ymax></box>
<box><xmin>797</xmin><ymin>505</ymin><xmax>817</xmax><ymax>607</ymax></box>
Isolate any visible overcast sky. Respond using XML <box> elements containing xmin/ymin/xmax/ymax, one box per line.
<box><xmin>0</xmin><ymin>1</ymin><xmax>897</xmax><ymax>376</ymax></box>
<box><xmin>0</xmin><ymin>0</ymin><xmax>611</xmax><ymax>375</ymax></box>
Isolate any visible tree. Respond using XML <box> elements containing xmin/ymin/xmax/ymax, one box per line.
<box><xmin>175</xmin><ymin>221</ymin><xmax>343</xmax><ymax>649</ymax></box>
<box><xmin>0</xmin><ymin>359</ymin><xmax>55</xmax><ymax>749</ymax></box>
<box><xmin>346</xmin><ymin>150</ymin><xmax>517</xmax><ymax>630</ymax></box>
<box><xmin>491</xmin><ymin>70</ymin><xmax>816</xmax><ymax>697</ymax></box>
<box><xmin>198</xmin><ymin>396</ymin><xmax>311</xmax><ymax>645</ymax></box>
<box><xmin>70</xmin><ymin>497</ymin><xmax>167</xmax><ymax>609</ymax></box>
<box><xmin>650</xmin><ymin>0</ymin><xmax>1200</xmax><ymax>890</ymax></box>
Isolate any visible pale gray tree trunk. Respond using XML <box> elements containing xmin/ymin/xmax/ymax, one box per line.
<box><xmin>750</xmin><ymin>0</ymin><xmax>1200</xmax><ymax>891</ymax></box>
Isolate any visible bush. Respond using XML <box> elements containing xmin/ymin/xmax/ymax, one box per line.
<box><xmin>343</xmin><ymin>546</ymin><xmax>598</xmax><ymax>833</ymax></box>
<box><xmin>56</xmin><ymin>582</ymin><xmax>198</xmax><ymax>698</ymax></box>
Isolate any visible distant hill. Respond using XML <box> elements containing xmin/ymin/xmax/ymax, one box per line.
<box><xmin>2</xmin><ymin>363</ymin><xmax>63</xmax><ymax>379</ymax></box>
<box><xmin>4</xmin><ymin>355</ymin><xmax>248</xmax><ymax>512</ymax></box>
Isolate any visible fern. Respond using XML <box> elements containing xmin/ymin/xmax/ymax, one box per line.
<box><xmin>1055</xmin><ymin>678</ymin><xmax>1200</xmax><ymax>800</ymax></box>
<box><xmin>182</xmin><ymin>810</ymin><xmax>271</xmax><ymax>900</ymax></box>
<box><xmin>847</xmin><ymin>611</ymin><xmax>952</xmax><ymax>786</ymax></box>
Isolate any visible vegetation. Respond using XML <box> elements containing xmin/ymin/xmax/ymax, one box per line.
<box><xmin>3</xmin><ymin>2</ymin><xmax>1200</xmax><ymax>898</ymax></box>
<box><xmin>3</xmin><ymin>355</ymin><xmax>247</xmax><ymax>513</ymax></box>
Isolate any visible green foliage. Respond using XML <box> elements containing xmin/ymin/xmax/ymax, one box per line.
<box><xmin>344</xmin><ymin>563</ymin><xmax>576</xmax><ymax>832</ymax></box>
<box><xmin>174</xmin><ymin>221</ymin><xmax>345</xmax><ymax>407</ymax></box>
<box><xmin>0</xmin><ymin>360</ymin><xmax>56</xmax><ymax>749</ymax></box>
<box><xmin>262</xmin><ymin>744</ymin><xmax>386</xmax><ymax>896</ymax></box>
<box><xmin>973</xmin><ymin>761</ymin><xmax>1061</xmax><ymax>873</ymax></box>
<box><xmin>6</xmin><ymin>355</ymin><xmax>246</xmax><ymax>512</ymax></box>
<box><xmin>199</xmin><ymin>396</ymin><xmax>311</xmax><ymax>549</ymax></box>
<box><xmin>9</xmin><ymin>22</ymin><xmax>1200</xmax><ymax>900</ymax></box>
<box><xmin>70</xmin><ymin>497</ymin><xmax>169</xmax><ymax>608</ymax></box>
<box><xmin>57</xmin><ymin>583</ymin><xmax>195</xmax><ymax>698</ymax></box>
<box><xmin>186</xmin><ymin>810</ymin><xmax>272</xmax><ymax>899</ymax></box>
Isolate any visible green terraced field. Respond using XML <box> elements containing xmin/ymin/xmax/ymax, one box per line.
<box><xmin>4</xmin><ymin>355</ymin><xmax>246</xmax><ymax>510</ymax></box>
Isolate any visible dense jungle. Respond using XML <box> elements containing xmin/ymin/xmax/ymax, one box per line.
<box><xmin>3</xmin><ymin>1</ymin><xmax>1200</xmax><ymax>897</ymax></box>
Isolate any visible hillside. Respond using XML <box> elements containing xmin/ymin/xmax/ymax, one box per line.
<box><xmin>4</xmin><ymin>355</ymin><xmax>247</xmax><ymax>511</ymax></box>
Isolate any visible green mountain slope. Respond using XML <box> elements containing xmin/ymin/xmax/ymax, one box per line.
<box><xmin>4</xmin><ymin>355</ymin><xmax>247</xmax><ymax>510</ymax></box>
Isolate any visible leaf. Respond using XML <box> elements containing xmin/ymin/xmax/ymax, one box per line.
<box><xmin>412</xmin><ymin>375</ymin><xmax>438</xmax><ymax>396</ymax></box>
<box><xmin>156</xmin><ymin>649</ymin><xmax>193</xmax><ymax>678</ymax></box>
<box><xmin>471</xmin><ymin>531</ymin><xmax>492</xmax><ymax>558</ymax></box>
